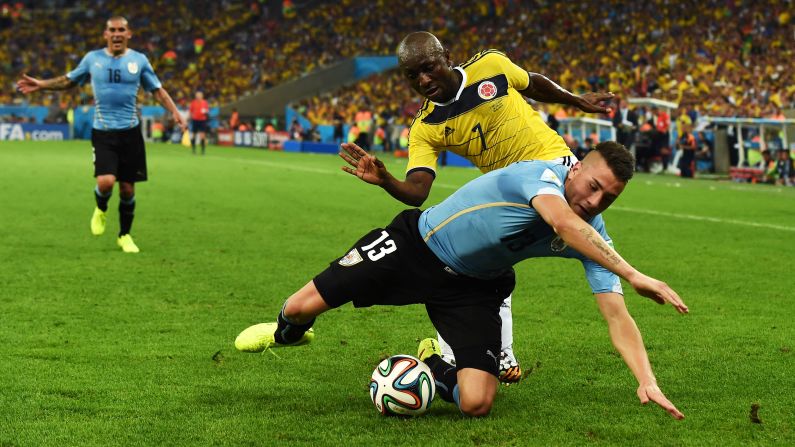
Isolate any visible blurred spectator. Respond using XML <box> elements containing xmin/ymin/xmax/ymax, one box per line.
<box><xmin>755</xmin><ymin>150</ymin><xmax>776</xmax><ymax>183</ymax></box>
<box><xmin>695</xmin><ymin>131</ymin><xmax>714</xmax><ymax>173</ymax></box>
<box><xmin>289</xmin><ymin>118</ymin><xmax>303</xmax><ymax>140</ymax></box>
<box><xmin>652</xmin><ymin>107</ymin><xmax>672</xmax><ymax>171</ymax></box>
<box><xmin>151</xmin><ymin>120</ymin><xmax>165</xmax><ymax>142</ymax></box>
<box><xmin>332</xmin><ymin>111</ymin><xmax>344</xmax><ymax>144</ymax></box>
<box><xmin>612</xmin><ymin>99</ymin><xmax>638</xmax><ymax>150</ymax></box>
<box><xmin>775</xmin><ymin>149</ymin><xmax>793</xmax><ymax>186</ymax></box>
<box><xmin>229</xmin><ymin>107</ymin><xmax>239</xmax><ymax>130</ymax></box>
<box><xmin>676</xmin><ymin>123</ymin><xmax>697</xmax><ymax>178</ymax></box>
<box><xmin>635</xmin><ymin>121</ymin><xmax>655</xmax><ymax>172</ymax></box>
<box><xmin>573</xmin><ymin>137</ymin><xmax>594</xmax><ymax>161</ymax></box>
<box><xmin>44</xmin><ymin>99</ymin><xmax>67</xmax><ymax>123</ymax></box>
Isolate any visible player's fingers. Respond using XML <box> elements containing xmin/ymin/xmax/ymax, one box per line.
<box><xmin>662</xmin><ymin>286</ymin><xmax>688</xmax><ymax>314</ymax></box>
<box><xmin>341</xmin><ymin>166</ymin><xmax>357</xmax><ymax>176</ymax></box>
<box><xmin>637</xmin><ymin>389</ymin><xmax>650</xmax><ymax>404</ymax></box>
<box><xmin>343</xmin><ymin>142</ymin><xmax>366</xmax><ymax>156</ymax></box>
<box><xmin>339</xmin><ymin>142</ymin><xmax>355</xmax><ymax>155</ymax></box>
<box><xmin>653</xmin><ymin>394</ymin><xmax>684</xmax><ymax>420</ymax></box>
<box><xmin>339</xmin><ymin>151</ymin><xmax>358</xmax><ymax>166</ymax></box>
<box><xmin>668</xmin><ymin>405</ymin><xmax>685</xmax><ymax>420</ymax></box>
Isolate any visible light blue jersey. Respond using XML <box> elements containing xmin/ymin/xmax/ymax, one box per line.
<box><xmin>67</xmin><ymin>49</ymin><xmax>162</xmax><ymax>130</ymax></box>
<box><xmin>419</xmin><ymin>160</ymin><xmax>622</xmax><ymax>294</ymax></box>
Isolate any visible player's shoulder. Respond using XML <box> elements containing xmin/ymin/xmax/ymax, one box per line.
<box><xmin>460</xmin><ymin>49</ymin><xmax>511</xmax><ymax>72</ymax></box>
<box><xmin>83</xmin><ymin>49</ymin><xmax>106</xmax><ymax>59</ymax></box>
<box><xmin>507</xmin><ymin>160</ymin><xmax>568</xmax><ymax>179</ymax></box>
<box><xmin>125</xmin><ymin>48</ymin><xmax>150</xmax><ymax>60</ymax></box>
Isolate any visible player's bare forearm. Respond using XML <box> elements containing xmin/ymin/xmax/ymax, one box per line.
<box><xmin>556</xmin><ymin>220</ymin><xmax>638</xmax><ymax>282</ymax></box>
<box><xmin>153</xmin><ymin>88</ymin><xmax>186</xmax><ymax>130</ymax></box>
<box><xmin>532</xmin><ymin>195</ymin><xmax>635</xmax><ymax>279</ymax></box>
<box><xmin>596</xmin><ymin>293</ymin><xmax>656</xmax><ymax>385</ymax></box>
<box><xmin>597</xmin><ymin>292</ymin><xmax>685</xmax><ymax>419</ymax></box>
<box><xmin>521</xmin><ymin>73</ymin><xmax>612</xmax><ymax>113</ymax></box>
<box><xmin>520</xmin><ymin>73</ymin><xmax>580</xmax><ymax>106</ymax></box>
<box><xmin>381</xmin><ymin>174</ymin><xmax>431</xmax><ymax>207</ymax></box>
<box><xmin>40</xmin><ymin>76</ymin><xmax>77</xmax><ymax>91</ymax></box>
<box><xmin>152</xmin><ymin>88</ymin><xmax>179</xmax><ymax>116</ymax></box>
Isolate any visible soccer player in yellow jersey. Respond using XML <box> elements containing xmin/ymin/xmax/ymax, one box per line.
<box><xmin>340</xmin><ymin>31</ymin><xmax>615</xmax><ymax>383</ymax></box>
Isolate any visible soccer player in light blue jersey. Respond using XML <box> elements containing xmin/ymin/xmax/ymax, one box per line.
<box><xmin>17</xmin><ymin>16</ymin><xmax>186</xmax><ymax>253</ymax></box>
<box><xmin>339</xmin><ymin>32</ymin><xmax>616</xmax><ymax>384</ymax></box>
<box><xmin>235</xmin><ymin>141</ymin><xmax>689</xmax><ymax>420</ymax></box>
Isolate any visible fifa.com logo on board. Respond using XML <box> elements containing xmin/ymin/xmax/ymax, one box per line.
<box><xmin>0</xmin><ymin>123</ymin><xmax>68</xmax><ymax>141</ymax></box>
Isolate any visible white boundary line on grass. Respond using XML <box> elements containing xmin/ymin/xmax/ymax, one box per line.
<box><xmin>222</xmin><ymin>156</ymin><xmax>343</xmax><ymax>175</ymax></box>
<box><xmin>609</xmin><ymin>206</ymin><xmax>795</xmax><ymax>232</ymax></box>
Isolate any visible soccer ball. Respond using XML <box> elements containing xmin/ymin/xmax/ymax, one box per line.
<box><xmin>369</xmin><ymin>354</ymin><xmax>435</xmax><ymax>416</ymax></box>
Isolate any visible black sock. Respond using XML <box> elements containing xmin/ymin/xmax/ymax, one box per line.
<box><xmin>201</xmin><ymin>139</ymin><xmax>205</xmax><ymax>154</ymax></box>
<box><xmin>424</xmin><ymin>354</ymin><xmax>460</xmax><ymax>405</ymax></box>
<box><xmin>274</xmin><ymin>305</ymin><xmax>315</xmax><ymax>344</ymax></box>
<box><xmin>94</xmin><ymin>186</ymin><xmax>111</xmax><ymax>212</ymax></box>
<box><xmin>118</xmin><ymin>195</ymin><xmax>135</xmax><ymax>236</ymax></box>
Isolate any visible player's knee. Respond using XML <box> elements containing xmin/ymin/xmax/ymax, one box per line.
<box><xmin>459</xmin><ymin>397</ymin><xmax>493</xmax><ymax>417</ymax></box>
<box><xmin>96</xmin><ymin>176</ymin><xmax>115</xmax><ymax>193</ymax></box>
<box><xmin>119</xmin><ymin>183</ymin><xmax>135</xmax><ymax>198</ymax></box>
<box><xmin>282</xmin><ymin>283</ymin><xmax>328</xmax><ymax>323</ymax></box>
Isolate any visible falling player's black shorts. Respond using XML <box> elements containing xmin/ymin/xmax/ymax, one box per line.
<box><xmin>91</xmin><ymin>124</ymin><xmax>147</xmax><ymax>182</ymax></box>
<box><xmin>314</xmin><ymin>209</ymin><xmax>515</xmax><ymax>376</ymax></box>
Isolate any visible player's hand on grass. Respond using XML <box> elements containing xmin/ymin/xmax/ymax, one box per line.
<box><xmin>628</xmin><ymin>272</ymin><xmax>689</xmax><ymax>314</ymax></box>
<box><xmin>16</xmin><ymin>74</ymin><xmax>43</xmax><ymax>94</ymax></box>
<box><xmin>637</xmin><ymin>382</ymin><xmax>684</xmax><ymax>420</ymax></box>
<box><xmin>340</xmin><ymin>142</ymin><xmax>389</xmax><ymax>186</ymax></box>
<box><xmin>577</xmin><ymin>91</ymin><xmax>615</xmax><ymax>114</ymax></box>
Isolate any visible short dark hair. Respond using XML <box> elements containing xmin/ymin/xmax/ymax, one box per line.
<box><xmin>593</xmin><ymin>141</ymin><xmax>635</xmax><ymax>183</ymax></box>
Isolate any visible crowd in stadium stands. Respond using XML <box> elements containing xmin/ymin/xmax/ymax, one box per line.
<box><xmin>1</xmin><ymin>0</ymin><xmax>259</xmax><ymax>107</ymax></box>
<box><xmin>2</xmin><ymin>0</ymin><xmax>793</xmax><ymax>150</ymax></box>
<box><xmin>292</xmin><ymin>0</ymin><xmax>793</xmax><ymax>129</ymax></box>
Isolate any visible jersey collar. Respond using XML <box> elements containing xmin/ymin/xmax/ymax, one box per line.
<box><xmin>431</xmin><ymin>66</ymin><xmax>467</xmax><ymax>107</ymax></box>
<box><xmin>104</xmin><ymin>48</ymin><xmax>130</xmax><ymax>58</ymax></box>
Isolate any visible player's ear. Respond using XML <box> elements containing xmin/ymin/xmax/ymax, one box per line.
<box><xmin>569</xmin><ymin>161</ymin><xmax>582</xmax><ymax>176</ymax></box>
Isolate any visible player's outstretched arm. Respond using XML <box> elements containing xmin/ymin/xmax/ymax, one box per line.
<box><xmin>152</xmin><ymin>88</ymin><xmax>187</xmax><ymax>132</ymax></box>
<box><xmin>595</xmin><ymin>292</ymin><xmax>685</xmax><ymax>420</ymax></box>
<box><xmin>16</xmin><ymin>74</ymin><xmax>76</xmax><ymax>94</ymax></box>
<box><xmin>339</xmin><ymin>142</ymin><xmax>433</xmax><ymax>207</ymax></box>
<box><xmin>520</xmin><ymin>73</ymin><xmax>614</xmax><ymax>114</ymax></box>
<box><xmin>532</xmin><ymin>194</ymin><xmax>688</xmax><ymax>313</ymax></box>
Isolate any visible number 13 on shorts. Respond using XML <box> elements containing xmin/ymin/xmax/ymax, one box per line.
<box><xmin>361</xmin><ymin>230</ymin><xmax>397</xmax><ymax>261</ymax></box>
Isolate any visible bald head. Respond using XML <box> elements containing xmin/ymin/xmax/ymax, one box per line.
<box><xmin>396</xmin><ymin>31</ymin><xmax>445</xmax><ymax>64</ymax></box>
<box><xmin>106</xmin><ymin>16</ymin><xmax>129</xmax><ymax>28</ymax></box>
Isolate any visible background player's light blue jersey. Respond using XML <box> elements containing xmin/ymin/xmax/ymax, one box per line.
<box><xmin>419</xmin><ymin>160</ymin><xmax>622</xmax><ymax>294</ymax></box>
<box><xmin>67</xmin><ymin>49</ymin><xmax>161</xmax><ymax>130</ymax></box>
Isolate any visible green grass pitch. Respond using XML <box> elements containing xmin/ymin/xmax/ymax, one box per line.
<box><xmin>1</xmin><ymin>141</ymin><xmax>793</xmax><ymax>446</ymax></box>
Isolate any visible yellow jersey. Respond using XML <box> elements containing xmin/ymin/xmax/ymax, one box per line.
<box><xmin>407</xmin><ymin>50</ymin><xmax>572</xmax><ymax>176</ymax></box>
